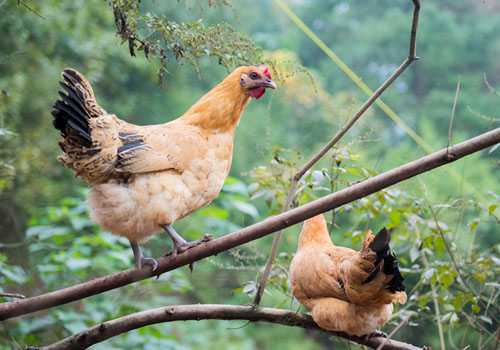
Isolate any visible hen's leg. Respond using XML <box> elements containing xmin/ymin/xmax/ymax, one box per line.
<box><xmin>130</xmin><ymin>240</ymin><xmax>159</xmax><ymax>271</ymax></box>
<box><xmin>161</xmin><ymin>224</ymin><xmax>212</xmax><ymax>255</ymax></box>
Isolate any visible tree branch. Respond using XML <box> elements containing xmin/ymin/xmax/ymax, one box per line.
<box><xmin>34</xmin><ymin>304</ymin><xmax>424</xmax><ymax>350</ymax></box>
<box><xmin>253</xmin><ymin>0</ymin><xmax>421</xmax><ymax>305</ymax></box>
<box><xmin>1</xmin><ymin>127</ymin><xmax>498</xmax><ymax>321</ymax></box>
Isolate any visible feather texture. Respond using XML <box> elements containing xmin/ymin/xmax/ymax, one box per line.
<box><xmin>290</xmin><ymin>214</ymin><xmax>407</xmax><ymax>336</ymax></box>
<box><xmin>52</xmin><ymin>65</ymin><xmax>272</xmax><ymax>243</ymax></box>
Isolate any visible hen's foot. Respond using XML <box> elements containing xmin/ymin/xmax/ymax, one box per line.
<box><xmin>365</xmin><ymin>330</ymin><xmax>387</xmax><ymax>339</ymax></box>
<box><xmin>162</xmin><ymin>224</ymin><xmax>213</xmax><ymax>256</ymax></box>
<box><xmin>174</xmin><ymin>235</ymin><xmax>213</xmax><ymax>255</ymax></box>
<box><xmin>130</xmin><ymin>240</ymin><xmax>159</xmax><ymax>271</ymax></box>
<box><xmin>139</xmin><ymin>257</ymin><xmax>159</xmax><ymax>271</ymax></box>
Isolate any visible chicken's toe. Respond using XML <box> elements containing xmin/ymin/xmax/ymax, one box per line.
<box><xmin>365</xmin><ymin>330</ymin><xmax>387</xmax><ymax>339</ymax></box>
<box><xmin>162</xmin><ymin>225</ymin><xmax>213</xmax><ymax>256</ymax></box>
<box><xmin>140</xmin><ymin>257</ymin><xmax>159</xmax><ymax>271</ymax></box>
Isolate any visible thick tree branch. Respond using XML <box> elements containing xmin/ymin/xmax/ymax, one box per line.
<box><xmin>253</xmin><ymin>0</ymin><xmax>421</xmax><ymax>305</ymax></box>
<box><xmin>36</xmin><ymin>304</ymin><xmax>424</xmax><ymax>350</ymax></box>
<box><xmin>1</xmin><ymin>127</ymin><xmax>498</xmax><ymax>321</ymax></box>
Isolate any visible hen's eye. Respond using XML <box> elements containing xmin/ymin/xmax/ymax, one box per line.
<box><xmin>249</xmin><ymin>72</ymin><xmax>259</xmax><ymax>80</ymax></box>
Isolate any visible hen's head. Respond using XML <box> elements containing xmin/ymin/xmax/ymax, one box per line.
<box><xmin>238</xmin><ymin>65</ymin><xmax>277</xmax><ymax>99</ymax></box>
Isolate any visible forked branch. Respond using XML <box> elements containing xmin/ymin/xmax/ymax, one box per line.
<box><xmin>253</xmin><ymin>0</ymin><xmax>421</xmax><ymax>305</ymax></box>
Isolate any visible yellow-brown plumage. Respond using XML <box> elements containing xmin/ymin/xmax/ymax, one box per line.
<box><xmin>290</xmin><ymin>214</ymin><xmax>406</xmax><ymax>336</ymax></box>
<box><xmin>52</xmin><ymin>65</ymin><xmax>276</xmax><ymax>268</ymax></box>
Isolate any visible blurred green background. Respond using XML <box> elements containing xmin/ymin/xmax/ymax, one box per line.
<box><xmin>0</xmin><ymin>0</ymin><xmax>498</xmax><ymax>349</ymax></box>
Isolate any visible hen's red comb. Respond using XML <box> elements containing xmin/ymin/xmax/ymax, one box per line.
<box><xmin>262</xmin><ymin>66</ymin><xmax>272</xmax><ymax>79</ymax></box>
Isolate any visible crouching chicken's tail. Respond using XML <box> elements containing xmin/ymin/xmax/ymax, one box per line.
<box><xmin>359</xmin><ymin>228</ymin><xmax>406</xmax><ymax>304</ymax></box>
<box><xmin>52</xmin><ymin>69</ymin><xmax>116</xmax><ymax>184</ymax></box>
<box><xmin>365</xmin><ymin>228</ymin><xmax>405</xmax><ymax>292</ymax></box>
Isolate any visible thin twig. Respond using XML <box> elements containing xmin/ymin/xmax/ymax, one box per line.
<box><xmin>292</xmin><ymin>58</ymin><xmax>415</xmax><ymax>183</ymax></box>
<box><xmin>252</xmin><ymin>0</ymin><xmax>421</xmax><ymax>305</ymax></box>
<box><xmin>0</xmin><ymin>127</ymin><xmax>498</xmax><ymax>321</ymax></box>
<box><xmin>0</xmin><ymin>292</ymin><xmax>26</xmax><ymax>299</ymax></box>
<box><xmin>253</xmin><ymin>181</ymin><xmax>297</xmax><ymax>305</ymax></box>
<box><xmin>447</xmin><ymin>80</ymin><xmax>461</xmax><ymax>156</ymax></box>
<box><xmin>414</xmin><ymin>202</ymin><xmax>446</xmax><ymax>350</ymax></box>
<box><xmin>36</xmin><ymin>304</ymin><xmax>425</xmax><ymax>350</ymax></box>
<box><xmin>484</xmin><ymin>73</ymin><xmax>500</xmax><ymax>98</ymax></box>
<box><xmin>17</xmin><ymin>0</ymin><xmax>45</xmax><ymax>18</ymax></box>
<box><xmin>421</xmin><ymin>252</ymin><xmax>446</xmax><ymax>350</ymax></box>
<box><xmin>424</xmin><ymin>197</ymin><xmax>500</xmax><ymax>318</ymax></box>
<box><xmin>376</xmin><ymin>316</ymin><xmax>411</xmax><ymax>350</ymax></box>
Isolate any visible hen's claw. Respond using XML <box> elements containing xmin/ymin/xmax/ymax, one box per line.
<box><xmin>139</xmin><ymin>257</ymin><xmax>159</xmax><ymax>271</ymax></box>
<box><xmin>365</xmin><ymin>330</ymin><xmax>387</xmax><ymax>339</ymax></box>
<box><xmin>175</xmin><ymin>234</ymin><xmax>214</xmax><ymax>255</ymax></box>
<box><xmin>130</xmin><ymin>240</ymin><xmax>158</xmax><ymax>271</ymax></box>
<box><xmin>162</xmin><ymin>224</ymin><xmax>213</xmax><ymax>256</ymax></box>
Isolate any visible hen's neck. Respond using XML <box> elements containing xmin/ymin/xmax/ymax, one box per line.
<box><xmin>181</xmin><ymin>73</ymin><xmax>250</xmax><ymax>132</ymax></box>
<box><xmin>298</xmin><ymin>215</ymin><xmax>334</xmax><ymax>249</ymax></box>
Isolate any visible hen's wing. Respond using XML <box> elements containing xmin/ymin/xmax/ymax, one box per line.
<box><xmin>53</xmin><ymin>68</ymin><xmax>207</xmax><ymax>183</ymax></box>
<box><xmin>291</xmin><ymin>245</ymin><xmax>354</xmax><ymax>303</ymax></box>
<box><xmin>114</xmin><ymin>123</ymin><xmax>206</xmax><ymax>175</ymax></box>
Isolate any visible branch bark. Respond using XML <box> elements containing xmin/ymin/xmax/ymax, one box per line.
<box><xmin>253</xmin><ymin>0</ymin><xmax>421</xmax><ymax>305</ymax></box>
<box><xmin>35</xmin><ymin>304</ymin><xmax>424</xmax><ymax>350</ymax></box>
<box><xmin>1</xmin><ymin>127</ymin><xmax>498</xmax><ymax>321</ymax></box>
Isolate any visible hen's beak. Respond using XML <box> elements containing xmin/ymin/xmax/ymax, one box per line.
<box><xmin>263</xmin><ymin>78</ymin><xmax>277</xmax><ymax>89</ymax></box>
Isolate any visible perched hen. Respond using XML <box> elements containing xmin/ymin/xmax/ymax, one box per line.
<box><xmin>290</xmin><ymin>214</ymin><xmax>406</xmax><ymax>337</ymax></box>
<box><xmin>52</xmin><ymin>65</ymin><xmax>276</xmax><ymax>270</ymax></box>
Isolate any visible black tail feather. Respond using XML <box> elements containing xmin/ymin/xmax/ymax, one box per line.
<box><xmin>383</xmin><ymin>251</ymin><xmax>405</xmax><ymax>292</ymax></box>
<box><xmin>363</xmin><ymin>227</ymin><xmax>405</xmax><ymax>293</ymax></box>
<box><xmin>52</xmin><ymin>69</ymin><xmax>95</xmax><ymax>147</ymax></box>
<box><xmin>369</xmin><ymin>227</ymin><xmax>391</xmax><ymax>266</ymax></box>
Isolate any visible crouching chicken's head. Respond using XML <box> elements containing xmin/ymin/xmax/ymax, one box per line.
<box><xmin>239</xmin><ymin>65</ymin><xmax>277</xmax><ymax>99</ymax></box>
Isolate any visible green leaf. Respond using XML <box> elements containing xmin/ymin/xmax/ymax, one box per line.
<box><xmin>423</xmin><ymin>268</ymin><xmax>435</xmax><ymax>281</ymax></box>
<box><xmin>479</xmin><ymin>315</ymin><xmax>493</xmax><ymax>325</ymax></box>
<box><xmin>26</xmin><ymin>225</ymin><xmax>70</xmax><ymax>239</ymax></box>
<box><xmin>439</xmin><ymin>270</ymin><xmax>456</xmax><ymax>288</ymax></box>
<box><xmin>485</xmin><ymin>282</ymin><xmax>500</xmax><ymax>289</ymax></box>
<box><xmin>471</xmin><ymin>303</ymin><xmax>481</xmax><ymax>314</ymax></box>
<box><xmin>388</xmin><ymin>210</ymin><xmax>401</xmax><ymax>228</ymax></box>
<box><xmin>469</xmin><ymin>218</ymin><xmax>480</xmax><ymax>232</ymax></box>
<box><xmin>433</xmin><ymin>236</ymin><xmax>446</xmax><ymax>254</ymax></box>
<box><xmin>65</xmin><ymin>258</ymin><xmax>91</xmax><ymax>271</ymax></box>
<box><xmin>346</xmin><ymin>167</ymin><xmax>362</xmax><ymax>177</ymax></box>
<box><xmin>488</xmin><ymin>204</ymin><xmax>497</xmax><ymax>215</ymax></box>
<box><xmin>0</xmin><ymin>265</ymin><xmax>27</xmax><ymax>284</ymax></box>
<box><xmin>231</xmin><ymin>200</ymin><xmax>259</xmax><ymax>218</ymax></box>
<box><xmin>409</xmin><ymin>245</ymin><xmax>420</xmax><ymax>262</ymax></box>
<box><xmin>198</xmin><ymin>206</ymin><xmax>229</xmax><ymax>220</ymax></box>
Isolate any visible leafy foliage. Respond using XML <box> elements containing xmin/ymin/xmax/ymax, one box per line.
<box><xmin>0</xmin><ymin>0</ymin><xmax>499</xmax><ymax>349</ymax></box>
<box><xmin>245</xmin><ymin>145</ymin><xmax>499</xmax><ymax>348</ymax></box>
<box><xmin>110</xmin><ymin>0</ymin><xmax>263</xmax><ymax>82</ymax></box>
<box><xmin>0</xmin><ymin>91</ymin><xmax>15</xmax><ymax>194</ymax></box>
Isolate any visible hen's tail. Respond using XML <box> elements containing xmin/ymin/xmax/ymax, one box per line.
<box><xmin>52</xmin><ymin>69</ymin><xmax>116</xmax><ymax>184</ymax></box>
<box><xmin>52</xmin><ymin>69</ymin><xmax>105</xmax><ymax>148</ymax></box>
<box><xmin>363</xmin><ymin>228</ymin><xmax>405</xmax><ymax>294</ymax></box>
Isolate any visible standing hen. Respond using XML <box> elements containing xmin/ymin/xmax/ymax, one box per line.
<box><xmin>290</xmin><ymin>214</ymin><xmax>406</xmax><ymax>337</ymax></box>
<box><xmin>52</xmin><ymin>65</ymin><xmax>276</xmax><ymax>270</ymax></box>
